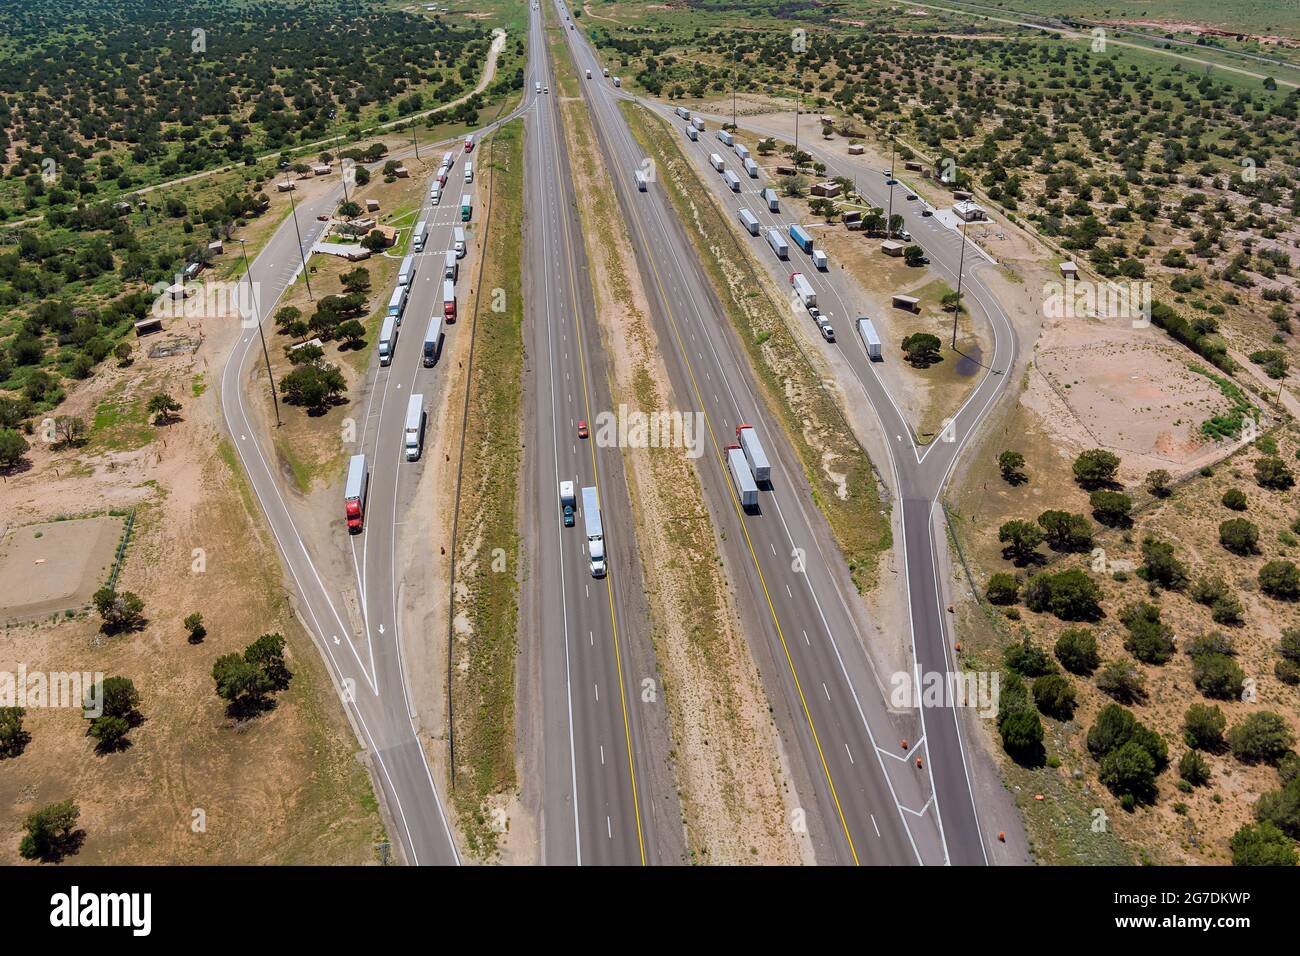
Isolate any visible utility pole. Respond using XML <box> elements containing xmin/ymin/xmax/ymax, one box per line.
<box><xmin>952</xmin><ymin>215</ymin><xmax>969</xmax><ymax>350</ymax></box>
<box><xmin>412</xmin><ymin>126</ymin><xmax>420</xmax><ymax>162</ymax></box>
<box><xmin>239</xmin><ymin>239</ymin><xmax>282</xmax><ymax>428</ymax></box>
<box><xmin>283</xmin><ymin>172</ymin><xmax>312</xmax><ymax>300</ymax></box>
<box><xmin>731</xmin><ymin>43</ymin><xmax>738</xmax><ymax>130</ymax></box>
<box><xmin>793</xmin><ymin>71</ymin><xmax>802</xmax><ymax>172</ymax></box>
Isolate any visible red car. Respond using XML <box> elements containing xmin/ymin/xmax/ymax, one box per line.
<box><xmin>577</xmin><ymin>420</ymin><xmax>589</xmax><ymax>439</ymax></box>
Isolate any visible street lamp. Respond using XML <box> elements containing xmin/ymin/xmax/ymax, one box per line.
<box><xmin>952</xmin><ymin>214</ymin><xmax>969</xmax><ymax>350</ymax></box>
<box><xmin>238</xmin><ymin>238</ymin><xmax>282</xmax><ymax>428</ymax></box>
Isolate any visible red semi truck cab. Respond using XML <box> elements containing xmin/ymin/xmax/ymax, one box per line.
<box><xmin>464</xmin><ymin>136</ymin><xmax>474</xmax><ymax>152</ymax></box>
<box><xmin>344</xmin><ymin>454</ymin><xmax>368</xmax><ymax>534</ymax></box>
<box><xmin>442</xmin><ymin>279</ymin><xmax>456</xmax><ymax>322</ymax></box>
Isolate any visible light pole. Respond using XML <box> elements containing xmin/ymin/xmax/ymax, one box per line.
<box><xmin>283</xmin><ymin>171</ymin><xmax>312</xmax><ymax>300</ymax></box>
<box><xmin>731</xmin><ymin>43</ymin><xmax>737</xmax><ymax>130</ymax></box>
<box><xmin>793</xmin><ymin>71</ymin><xmax>802</xmax><ymax>172</ymax></box>
<box><xmin>952</xmin><ymin>215</ymin><xmax>969</xmax><ymax>350</ymax></box>
<box><xmin>886</xmin><ymin>128</ymin><xmax>897</xmax><ymax>238</ymax></box>
<box><xmin>238</xmin><ymin>238</ymin><xmax>282</xmax><ymax>428</ymax></box>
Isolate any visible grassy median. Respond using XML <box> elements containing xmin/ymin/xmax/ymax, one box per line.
<box><xmin>623</xmin><ymin>102</ymin><xmax>891</xmax><ymax>593</ymax></box>
<box><xmin>447</xmin><ymin>118</ymin><xmax>525</xmax><ymax>858</ymax></box>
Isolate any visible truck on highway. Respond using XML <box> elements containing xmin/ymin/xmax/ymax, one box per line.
<box><xmin>430</xmin><ymin>185</ymin><xmax>441</xmax><ymax>205</ymax></box>
<box><xmin>586</xmin><ymin>68</ymin><xmax>592</xmax><ymax>79</ymax></box>
<box><xmin>734</xmin><ymin>143</ymin><xmax>750</xmax><ymax>161</ymax></box>
<box><xmin>789</xmin><ymin>223</ymin><xmax>814</xmax><ymax>254</ymax></box>
<box><xmin>581</xmin><ymin>485</ymin><xmax>606</xmax><ymax>577</ymax></box>
<box><xmin>378</xmin><ymin>314</ymin><xmax>398</xmax><ymax>366</ymax></box>
<box><xmin>735</xmin><ymin>424</ymin><xmax>770</xmax><ymax>483</ymax></box>
<box><xmin>738</xmin><ymin>208</ymin><xmax>760</xmax><ymax>235</ymax></box>
<box><xmin>404</xmin><ymin>394</ymin><xmax>426</xmax><ymax>461</ymax></box>
<box><xmin>857</xmin><ymin>317</ymin><xmax>883</xmax><ymax>360</ymax></box>
<box><xmin>691</xmin><ymin>116</ymin><xmax>705</xmax><ymax>132</ymax></box>
<box><xmin>744</xmin><ymin>157</ymin><xmax>759</xmax><ymax>178</ymax></box>
<box><xmin>675</xmin><ymin>106</ymin><xmax>690</xmax><ymax>120</ymax></box>
<box><xmin>387</xmin><ymin>285</ymin><xmax>408</xmax><ymax>325</ymax></box>
<box><xmin>603</xmin><ymin>67</ymin><xmax>609</xmax><ymax>77</ymax></box>
<box><xmin>453</xmin><ymin>227</ymin><xmax>466</xmax><ymax>257</ymax></box>
<box><xmin>709</xmin><ymin>152</ymin><xmax>724</xmax><ymax>172</ymax></box>
<box><xmin>811</xmin><ymin>249</ymin><xmax>829</xmax><ymax>270</ymax></box>
<box><xmin>344</xmin><ymin>454</ymin><xmax>368</xmax><ymax>533</ymax></box>
<box><xmin>413</xmin><ymin>220</ymin><xmax>428</xmax><ymax>252</ymax></box>
<box><xmin>612</xmin><ymin>76</ymin><xmax>621</xmax><ymax>87</ymax></box>
<box><xmin>723</xmin><ymin>169</ymin><xmax>741</xmax><ymax>192</ymax></box>
<box><xmin>460</xmin><ymin>195</ymin><xmax>472</xmax><ymax>222</ymax></box>
<box><xmin>464</xmin><ymin>161</ymin><xmax>473</xmax><ymax>184</ymax></box>
<box><xmin>398</xmin><ymin>253</ymin><xmax>415</xmax><ymax>287</ymax></box>
<box><xmin>790</xmin><ymin>272</ymin><xmax>816</xmax><ymax>308</ymax></box>
<box><xmin>443</xmin><ymin>279</ymin><xmax>457</xmax><ymax>322</ymax></box>
<box><xmin>559</xmin><ymin>481</ymin><xmax>576</xmax><ymax>527</ymax></box>
<box><xmin>464</xmin><ymin>135</ymin><xmax>474</xmax><ymax>152</ymax></box>
<box><xmin>422</xmin><ymin>315</ymin><xmax>443</xmax><ymax>367</ymax></box>
<box><xmin>761</xmin><ymin>187</ymin><xmax>779</xmax><ymax>212</ymax></box>
<box><xmin>726</xmin><ymin>445</ymin><xmax>759</xmax><ymax>510</ymax></box>
<box><xmin>535</xmin><ymin>81</ymin><xmax>542</xmax><ymax>94</ymax></box>
<box><xmin>635</xmin><ymin>169</ymin><xmax>648</xmax><ymax>191</ymax></box>
<box><xmin>441</xmin><ymin>150</ymin><xmax>455</xmax><ymax>167</ymax></box>
<box><xmin>717</xmin><ymin>129</ymin><xmax>734</xmax><ymax>147</ymax></box>
<box><xmin>766</xmin><ymin>227</ymin><xmax>789</xmax><ymax>260</ymax></box>
<box><xmin>444</xmin><ymin>250</ymin><xmax>457</xmax><ymax>281</ymax></box>
<box><xmin>686</xmin><ymin>126</ymin><xmax>698</xmax><ymax>141</ymax></box>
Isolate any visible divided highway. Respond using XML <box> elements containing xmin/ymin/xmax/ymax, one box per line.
<box><xmin>552</xmin><ymin>0</ymin><xmax>946</xmax><ymax>865</ymax></box>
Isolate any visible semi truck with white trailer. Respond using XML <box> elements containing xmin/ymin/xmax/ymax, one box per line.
<box><xmin>691</xmin><ymin>116</ymin><xmax>705</xmax><ymax>131</ymax></box>
<box><xmin>444</xmin><ymin>250</ymin><xmax>458</xmax><ymax>280</ymax></box>
<box><xmin>811</xmin><ymin>249</ymin><xmax>829</xmax><ymax>270</ymax></box>
<box><xmin>686</xmin><ymin>126</ymin><xmax>698</xmax><ymax>141</ymax></box>
<box><xmin>413</xmin><ymin>220</ymin><xmax>428</xmax><ymax>252</ymax></box>
<box><xmin>398</xmin><ymin>253</ymin><xmax>415</xmax><ymax>286</ymax></box>
<box><xmin>422</xmin><ymin>315</ymin><xmax>443</xmax><ymax>367</ymax></box>
<box><xmin>734</xmin><ymin>143</ymin><xmax>750</xmax><ymax>161</ymax></box>
<box><xmin>766</xmin><ymin>228</ymin><xmax>789</xmax><ymax>259</ymax></box>
<box><xmin>790</xmin><ymin>272</ymin><xmax>816</xmax><ymax>308</ymax></box>
<box><xmin>761</xmin><ymin>187</ymin><xmax>779</xmax><ymax>212</ymax></box>
<box><xmin>403</xmin><ymin>394</ymin><xmax>426</xmax><ymax>461</ymax></box>
<box><xmin>857</xmin><ymin>317</ymin><xmax>883</xmax><ymax>360</ymax></box>
<box><xmin>709</xmin><ymin>152</ymin><xmax>724</xmax><ymax>172</ymax></box>
<box><xmin>453</xmin><ymin>227</ymin><xmax>466</xmax><ymax>257</ymax></box>
<box><xmin>735</xmin><ymin>424</ymin><xmax>770</xmax><ymax>483</ymax></box>
<box><xmin>581</xmin><ymin>485</ymin><xmax>606</xmax><ymax>577</ymax></box>
<box><xmin>744</xmin><ymin>157</ymin><xmax>759</xmax><ymax>178</ymax></box>
<box><xmin>726</xmin><ymin>445</ymin><xmax>759</xmax><ymax>510</ymax></box>
<box><xmin>738</xmin><ymin>208</ymin><xmax>760</xmax><ymax>235</ymax></box>
<box><xmin>559</xmin><ymin>481</ymin><xmax>576</xmax><ymax>527</ymax></box>
<box><xmin>723</xmin><ymin>169</ymin><xmax>741</xmax><ymax>192</ymax></box>
<box><xmin>386</xmin><ymin>285</ymin><xmax>408</xmax><ymax>325</ymax></box>
<box><xmin>717</xmin><ymin>129</ymin><xmax>734</xmax><ymax>147</ymax></box>
<box><xmin>635</xmin><ymin>169</ymin><xmax>648</xmax><ymax>191</ymax></box>
<box><xmin>344</xmin><ymin>454</ymin><xmax>368</xmax><ymax>533</ymax></box>
<box><xmin>378</xmin><ymin>314</ymin><xmax>398</xmax><ymax>366</ymax></box>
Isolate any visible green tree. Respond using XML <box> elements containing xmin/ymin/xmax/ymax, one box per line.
<box><xmin>1145</xmin><ymin>469</ymin><xmax>1172</xmax><ymax>497</ymax></box>
<box><xmin>1055</xmin><ymin>629</ymin><xmax>1100</xmax><ymax>675</ymax></box>
<box><xmin>91</xmin><ymin>587</ymin><xmax>146</xmax><ymax>633</ymax></box>
<box><xmin>184</xmin><ymin>612</ymin><xmax>206</xmax><ymax>644</ymax></box>
<box><xmin>998</xmin><ymin>519</ymin><xmax>1043</xmax><ymax>564</ymax></box>
<box><xmin>1255</xmin><ymin>455</ymin><xmax>1294</xmax><ymax>490</ymax></box>
<box><xmin>147</xmin><ymin>392</ymin><xmax>181</xmax><ymax>425</ymax></box>
<box><xmin>113</xmin><ymin>341</ymin><xmax>133</xmax><ymax>366</ymax></box>
<box><xmin>1072</xmin><ymin>448</ymin><xmax>1120</xmax><ymax>489</ymax></box>
<box><xmin>1087</xmin><ymin>704</ymin><xmax>1167</xmax><ymax>772</ymax></box>
<box><xmin>1255</xmin><ymin>778</ymin><xmax>1300</xmax><ymax>839</ymax></box>
<box><xmin>998</xmin><ymin>708</ymin><xmax>1044</xmax><ymax>764</ymax></box>
<box><xmin>1229</xmin><ymin>712</ymin><xmax>1296</xmax><ymax>765</ymax></box>
<box><xmin>18</xmin><ymin>799</ymin><xmax>81</xmax><ymax>861</ymax></box>
<box><xmin>1260</xmin><ymin>560</ymin><xmax>1300</xmax><ymax>600</ymax></box>
<box><xmin>1023</xmin><ymin>567</ymin><xmax>1103</xmax><ymax>621</ymax></box>
<box><xmin>1037</xmin><ymin>510</ymin><xmax>1092</xmax><ymax>552</ymax></box>
<box><xmin>901</xmin><ymin>332</ymin><xmax>942</xmax><ymax>368</ymax></box>
<box><xmin>1191</xmin><ymin>651</ymin><xmax>1246</xmax><ymax>700</ymax></box>
<box><xmin>1219</xmin><ymin>518</ymin><xmax>1260</xmax><ymax>555</ymax></box>
<box><xmin>0</xmin><ymin>428</ymin><xmax>30</xmax><ymax>471</ymax></box>
<box><xmin>1140</xmin><ymin>535</ymin><xmax>1188</xmax><ymax>590</ymax></box>
<box><xmin>1221</xmin><ymin>487</ymin><xmax>1247</xmax><ymax>510</ymax></box>
<box><xmin>340</xmin><ymin>267</ymin><xmax>371</xmax><ymax>295</ymax></box>
<box><xmin>1119</xmin><ymin>601</ymin><xmax>1176</xmax><ymax>665</ymax></box>
<box><xmin>1032</xmin><ymin>673</ymin><xmax>1076</xmax><ymax>720</ymax></box>
<box><xmin>1183</xmin><ymin>703</ymin><xmax>1226</xmax><ymax>751</ymax></box>
<box><xmin>1089</xmin><ymin>489</ymin><xmax>1132</xmax><ymax>527</ymax></box>
<box><xmin>985</xmin><ymin>572</ymin><xmax>1019</xmax><ymax>605</ymax></box>
<box><xmin>337</xmin><ymin>319</ymin><xmax>367</xmax><ymax>348</ymax></box>
<box><xmin>1178</xmin><ymin>749</ymin><xmax>1211</xmax><ymax>786</ymax></box>
<box><xmin>1230</xmin><ymin>821</ymin><xmax>1298</xmax><ymax>866</ymax></box>
<box><xmin>338</xmin><ymin>199</ymin><xmax>362</xmax><ymax>219</ymax></box>
<box><xmin>1100</xmin><ymin>740</ymin><xmax>1158</xmax><ymax>805</ymax></box>
<box><xmin>0</xmin><ymin>707</ymin><xmax>28</xmax><ymax>758</ymax></box>
<box><xmin>997</xmin><ymin>450</ymin><xmax>1026</xmax><ymax>485</ymax></box>
<box><xmin>280</xmin><ymin>363</ymin><xmax>346</xmax><ymax>412</ymax></box>
<box><xmin>1004</xmin><ymin>636</ymin><xmax>1056</xmax><ymax>677</ymax></box>
<box><xmin>1095</xmin><ymin>660</ymin><xmax>1147</xmax><ymax>704</ymax></box>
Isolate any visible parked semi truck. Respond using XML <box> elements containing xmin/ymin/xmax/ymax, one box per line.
<box><xmin>735</xmin><ymin>143</ymin><xmax>750</xmax><ymax>161</ymax></box>
<box><xmin>444</xmin><ymin>250</ymin><xmax>458</xmax><ymax>281</ymax></box>
<box><xmin>422</xmin><ymin>315</ymin><xmax>443</xmax><ymax>367</ymax></box>
<box><xmin>726</xmin><ymin>445</ymin><xmax>759</xmax><ymax>510</ymax></box>
<box><xmin>766</xmin><ymin>227</ymin><xmax>789</xmax><ymax>259</ymax></box>
<box><xmin>717</xmin><ymin>129</ymin><xmax>734</xmax><ymax>147</ymax></box>
<box><xmin>581</xmin><ymin>485</ymin><xmax>606</xmax><ymax>577</ymax></box>
<box><xmin>443</xmin><ymin>279</ymin><xmax>457</xmax><ymax>322</ymax></box>
<box><xmin>378</xmin><ymin>314</ymin><xmax>398</xmax><ymax>366</ymax></box>
<box><xmin>857</xmin><ymin>317</ymin><xmax>883</xmax><ymax>360</ymax></box>
<box><xmin>738</xmin><ymin>208</ymin><xmax>760</xmax><ymax>235</ymax></box>
<box><xmin>413</xmin><ymin>220</ymin><xmax>428</xmax><ymax>252</ymax></box>
<box><xmin>790</xmin><ymin>272</ymin><xmax>816</xmax><ymax>308</ymax></box>
<box><xmin>559</xmin><ymin>481</ymin><xmax>576</xmax><ymax>527</ymax></box>
<box><xmin>723</xmin><ymin>169</ymin><xmax>741</xmax><ymax>192</ymax></box>
<box><xmin>744</xmin><ymin>157</ymin><xmax>759</xmax><ymax>178</ymax></box>
<box><xmin>403</xmin><ymin>394</ymin><xmax>426</xmax><ymax>461</ymax></box>
<box><xmin>736</xmin><ymin>424</ymin><xmax>770</xmax><ymax>483</ymax></box>
<box><xmin>344</xmin><ymin>454</ymin><xmax>368</xmax><ymax>533</ymax></box>
<box><xmin>460</xmin><ymin>195</ymin><xmax>472</xmax><ymax>222</ymax></box>
<box><xmin>709</xmin><ymin>152</ymin><xmax>724</xmax><ymax>172</ymax></box>
<box><xmin>398</xmin><ymin>253</ymin><xmax>415</xmax><ymax>286</ymax></box>
<box><xmin>453</xmin><ymin>227</ymin><xmax>466</xmax><ymax>257</ymax></box>
<box><xmin>387</xmin><ymin>285</ymin><xmax>408</xmax><ymax>325</ymax></box>
<box><xmin>789</xmin><ymin>223</ymin><xmax>814</xmax><ymax>254</ymax></box>
<box><xmin>761</xmin><ymin>187</ymin><xmax>779</xmax><ymax>212</ymax></box>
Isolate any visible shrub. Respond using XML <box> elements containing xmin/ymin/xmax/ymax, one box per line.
<box><xmin>1139</xmin><ymin>536</ymin><xmax>1188</xmax><ymax>590</ymax></box>
<box><xmin>1254</xmin><ymin>778</ymin><xmax>1300</xmax><ymax>840</ymax></box>
<box><xmin>1119</xmin><ymin>602</ymin><xmax>1176</xmax><ymax>665</ymax></box>
<box><xmin>985</xmin><ymin>572</ymin><xmax>1019</xmax><ymax>605</ymax></box>
<box><xmin>1259</xmin><ymin>560</ymin><xmax>1300</xmax><ymax>600</ymax></box>
<box><xmin>1037</xmin><ymin>510</ymin><xmax>1093</xmax><ymax>552</ymax></box>
<box><xmin>1183</xmin><ymin>704</ymin><xmax>1226</xmax><ymax>751</ymax></box>
<box><xmin>1178</xmin><ymin>749</ymin><xmax>1211</xmax><ymax>786</ymax></box>
<box><xmin>1230</xmin><ymin>821</ymin><xmax>1298</xmax><ymax>866</ymax></box>
<box><xmin>1218</xmin><ymin>518</ymin><xmax>1260</xmax><ymax>555</ymax></box>
<box><xmin>1032</xmin><ymin>673</ymin><xmax>1076</xmax><ymax>720</ymax></box>
<box><xmin>998</xmin><ymin>519</ymin><xmax>1043</xmax><ymax>564</ymax></box>
<box><xmin>1255</xmin><ymin>456</ymin><xmax>1295</xmax><ymax>490</ymax></box>
<box><xmin>1221</xmin><ymin>487</ymin><xmax>1248</xmax><ymax>511</ymax></box>
<box><xmin>1099</xmin><ymin>741</ymin><xmax>1159</xmax><ymax>805</ymax></box>
<box><xmin>1087</xmin><ymin>704</ymin><xmax>1167</xmax><ymax>770</ymax></box>
<box><xmin>1073</xmin><ymin>448</ymin><xmax>1120</xmax><ymax>489</ymax></box>
<box><xmin>1229</xmin><ymin>712</ymin><xmax>1296</xmax><ymax>765</ymax></box>
<box><xmin>1089</xmin><ymin>489</ymin><xmax>1133</xmax><ymax>527</ymax></box>
<box><xmin>1054</xmin><ymin>628</ymin><xmax>1100</xmax><ymax>675</ymax></box>
<box><xmin>1096</xmin><ymin>660</ymin><xmax>1147</xmax><ymax>704</ymax></box>
<box><xmin>1023</xmin><ymin>567</ymin><xmax>1103</xmax><ymax>621</ymax></box>
<box><xmin>1191</xmin><ymin>652</ymin><xmax>1246</xmax><ymax>700</ymax></box>
<box><xmin>1004</xmin><ymin>637</ymin><xmax>1056</xmax><ymax>677</ymax></box>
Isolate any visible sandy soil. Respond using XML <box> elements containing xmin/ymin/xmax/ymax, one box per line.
<box><xmin>0</xmin><ymin>518</ymin><xmax>125</xmax><ymax>623</ymax></box>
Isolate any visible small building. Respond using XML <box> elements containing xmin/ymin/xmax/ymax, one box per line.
<box><xmin>276</xmin><ymin>181</ymin><xmax>296</xmax><ymax>192</ymax></box>
<box><xmin>163</xmin><ymin>282</ymin><xmax>190</xmax><ymax>300</ymax></box>
<box><xmin>311</xmin><ymin>241</ymin><xmax>372</xmax><ymax>262</ymax></box>
<box><xmin>811</xmin><ymin>181</ymin><xmax>842</xmax><ymax>198</ymax></box>
<box><xmin>904</xmin><ymin>160</ymin><xmax>923</xmax><ymax>172</ymax></box>
<box><xmin>952</xmin><ymin>190</ymin><xmax>972</xmax><ymax>201</ymax></box>
<box><xmin>842</xmin><ymin>210</ymin><xmax>863</xmax><ymax>229</ymax></box>
<box><xmin>134</xmin><ymin>317</ymin><xmax>163</xmax><ymax>337</ymax></box>
<box><xmin>953</xmin><ymin>200</ymin><xmax>987</xmax><ymax>222</ymax></box>
<box><xmin>113</xmin><ymin>201</ymin><xmax>132</xmax><ymax>215</ymax></box>
<box><xmin>312</xmin><ymin>164</ymin><xmax>331</xmax><ymax>176</ymax></box>
<box><xmin>1060</xmin><ymin>261</ymin><xmax>1079</xmax><ymax>279</ymax></box>
<box><xmin>344</xmin><ymin>217</ymin><xmax>378</xmax><ymax>232</ymax></box>
<box><xmin>393</xmin><ymin>166</ymin><xmax>410</xmax><ymax>179</ymax></box>
<box><xmin>881</xmin><ymin>240</ymin><xmax>904</xmax><ymax>257</ymax></box>
<box><xmin>847</xmin><ymin>144</ymin><xmax>865</xmax><ymax>156</ymax></box>
<box><xmin>366</xmin><ymin>198</ymin><xmax>381</xmax><ymax>211</ymax></box>
<box><xmin>182</xmin><ymin>261</ymin><xmax>202</xmax><ymax>281</ymax></box>
<box><xmin>208</xmin><ymin>239</ymin><xmax>224</xmax><ymax>255</ymax></box>
<box><xmin>818</xmin><ymin>115</ymin><xmax>835</xmax><ymax>126</ymax></box>
<box><xmin>892</xmin><ymin>294</ymin><xmax>920</xmax><ymax>312</ymax></box>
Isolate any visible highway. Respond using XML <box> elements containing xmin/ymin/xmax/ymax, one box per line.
<box><xmin>634</xmin><ymin>99</ymin><xmax>1021</xmax><ymax>866</ymax></box>
<box><xmin>552</xmin><ymin>1</ymin><xmax>948</xmax><ymax>866</ymax></box>
<box><xmin>518</xmin><ymin>1</ymin><xmax>683</xmax><ymax>866</ymax></box>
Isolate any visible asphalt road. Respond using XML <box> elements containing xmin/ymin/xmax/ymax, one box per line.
<box><xmin>552</xmin><ymin>0</ymin><xmax>947</xmax><ymax>866</ymax></box>
<box><xmin>519</xmin><ymin>1</ymin><xmax>683</xmax><ymax>867</ymax></box>
<box><xmin>649</xmin><ymin>103</ymin><xmax>1022</xmax><ymax>866</ymax></box>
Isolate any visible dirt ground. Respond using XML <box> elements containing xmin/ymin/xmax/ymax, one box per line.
<box><xmin>0</xmin><ymin>518</ymin><xmax>125</xmax><ymax>624</ymax></box>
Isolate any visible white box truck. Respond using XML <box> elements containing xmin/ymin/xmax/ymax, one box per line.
<box><xmin>691</xmin><ymin>116</ymin><xmax>705</xmax><ymax>131</ymax></box>
<box><xmin>687</xmin><ymin>126</ymin><xmax>698</xmax><ymax>141</ymax></box>
<box><xmin>635</xmin><ymin>169</ymin><xmax>648</xmax><ymax>191</ymax></box>
<box><xmin>444</xmin><ymin>250</ymin><xmax>458</xmax><ymax>281</ymax></box>
<box><xmin>464</xmin><ymin>162</ymin><xmax>473</xmax><ymax>184</ymax></box>
<box><xmin>422</xmin><ymin>315</ymin><xmax>443</xmax><ymax>367</ymax></box>
<box><xmin>766</xmin><ymin>227</ymin><xmax>789</xmax><ymax>260</ymax></box>
<box><xmin>717</xmin><ymin>129</ymin><xmax>734</xmax><ymax>147</ymax></box>
<box><xmin>413</xmin><ymin>220</ymin><xmax>428</xmax><ymax>252</ymax></box>
<box><xmin>709</xmin><ymin>152</ymin><xmax>724</xmax><ymax>172</ymax></box>
<box><xmin>453</xmin><ymin>227</ymin><xmax>466</xmax><ymax>257</ymax></box>
<box><xmin>735</xmin><ymin>424</ymin><xmax>770</xmax><ymax>483</ymax></box>
<box><xmin>675</xmin><ymin>106</ymin><xmax>689</xmax><ymax>120</ymax></box>
<box><xmin>735</xmin><ymin>143</ymin><xmax>750</xmax><ymax>161</ymax></box>
<box><xmin>403</xmin><ymin>394</ymin><xmax>425</xmax><ymax>461</ymax></box>
<box><xmin>857</xmin><ymin>317</ymin><xmax>883</xmax><ymax>360</ymax></box>
<box><xmin>378</xmin><ymin>313</ymin><xmax>398</xmax><ymax>366</ymax></box>
<box><xmin>744</xmin><ymin>157</ymin><xmax>759</xmax><ymax>178</ymax></box>
<box><xmin>398</xmin><ymin>253</ymin><xmax>415</xmax><ymax>286</ymax></box>
<box><xmin>738</xmin><ymin>208</ymin><xmax>760</xmax><ymax>235</ymax></box>
<box><xmin>559</xmin><ymin>480</ymin><xmax>576</xmax><ymax>527</ymax></box>
<box><xmin>612</xmin><ymin>76</ymin><xmax>621</xmax><ymax>87</ymax></box>
<box><xmin>790</xmin><ymin>272</ymin><xmax>816</xmax><ymax>308</ymax></box>
<box><xmin>344</xmin><ymin>454</ymin><xmax>368</xmax><ymax>533</ymax></box>
<box><xmin>723</xmin><ymin>169</ymin><xmax>741</xmax><ymax>192</ymax></box>
<box><xmin>812</xmin><ymin>249</ymin><xmax>829</xmax><ymax>270</ymax></box>
<box><xmin>387</xmin><ymin>285</ymin><xmax>408</xmax><ymax>325</ymax></box>
<box><xmin>761</xmin><ymin>187</ymin><xmax>779</xmax><ymax>212</ymax></box>
<box><xmin>726</xmin><ymin>445</ymin><xmax>759</xmax><ymax>510</ymax></box>
<box><xmin>581</xmin><ymin>485</ymin><xmax>606</xmax><ymax>577</ymax></box>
